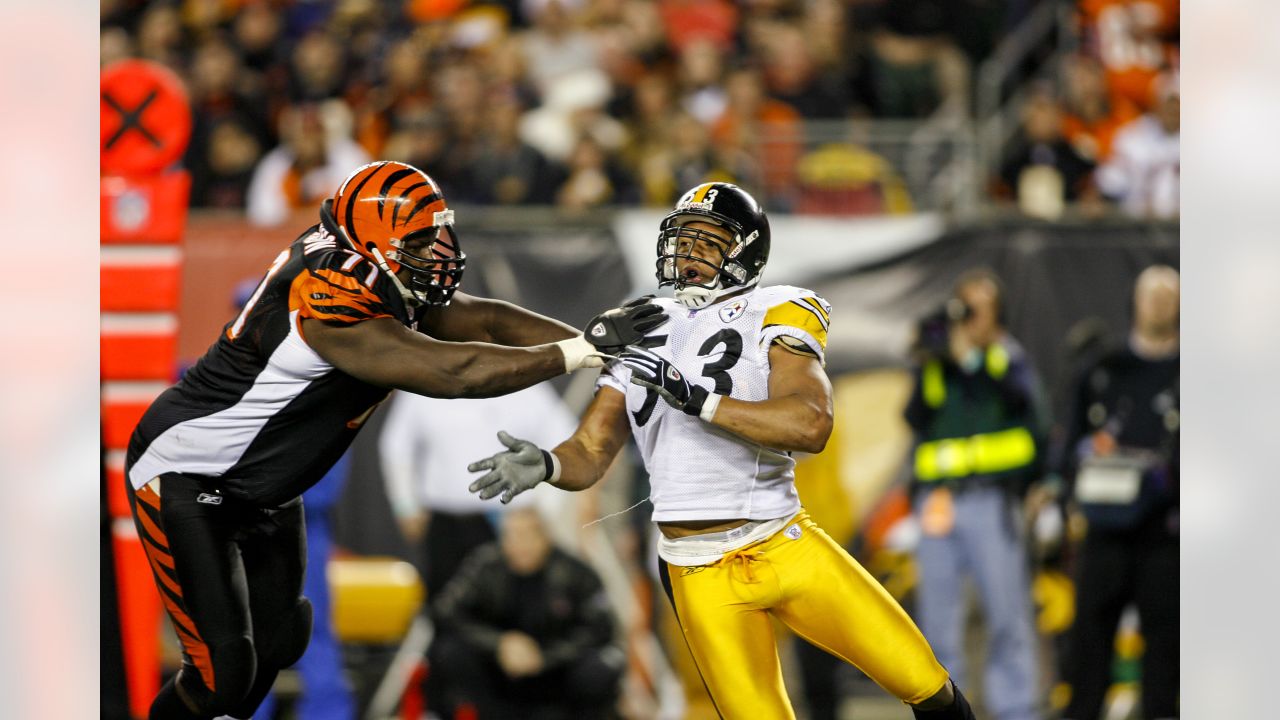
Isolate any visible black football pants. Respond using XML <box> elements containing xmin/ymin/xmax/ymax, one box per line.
<box><xmin>126</xmin><ymin>472</ymin><xmax>311</xmax><ymax>719</ymax></box>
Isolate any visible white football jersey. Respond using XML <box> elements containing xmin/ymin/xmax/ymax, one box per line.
<box><xmin>597</xmin><ymin>285</ymin><xmax>832</xmax><ymax>522</ymax></box>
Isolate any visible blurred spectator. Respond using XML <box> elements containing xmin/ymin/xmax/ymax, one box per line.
<box><xmin>1058</xmin><ymin>265</ymin><xmax>1179</xmax><ymax>720</ymax></box>
<box><xmin>861</xmin><ymin>0</ymin><xmax>971</xmax><ymax>119</ymax></box>
<box><xmin>1077</xmin><ymin>0</ymin><xmax>1179</xmax><ymax>112</ymax></box>
<box><xmin>759</xmin><ymin>23</ymin><xmax>851</xmax><ymax>120</ymax></box>
<box><xmin>288</xmin><ymin>30</ymin><xmax>348</xmax><ymax>102</ymax></box>
<box><xmin>431</xmin><ymin>507</ymin><xmax>624</xmax><ymax>720</ymax></box>
<box><xmin>998</xmin><ymin>89</ymin><xmax>1097</xmax><ymax>219</ymax></box>
<box><xmin>233</xmin><ymin>2</ymin><xmax>287</xmax><ymax>78</ymax></box>
<box><xmin>1094</xmin><ymin>73</ymin><xmax>1178</xmax><ymax>219</ymax></box>
<box><xmin>353</xmin><ymin>36</ymin><xmax>433</xmax><ymax>158</ymax></box>
<box><xmin>583</xmin><ymin>0</ymin><xmax>666</xmax><ymax>89</ymax></box>
<box><xmin>904</xmin><ymin>268</ymin><xmax>1046</xmax><ymax>720</ymax></box>
<box><xmin>135</xmin><ymin>4</ymin><xmax>185</xmax><ymax>72</ymax></box>
<box><xmin>380</xmin><ymin>110</ymin><xmax>470</xmax><ymax>197</ymax></box>
<box><xmin>554</xmin><ymin>134</ymin><xmax>636</xmax><ymax>211</ymax></box>
<box><xmin>182</xmin><ymin>0</ymin><xmax>236</xmax><ymax>43</ymax></box>
<box><xmin>471</xmin><ymin>95</ymin><xmax>559</xmax><ymax>204</ymax></box>
<box><xmin>521</xmin><ymin>0</ymin><xmax>602</xmax><ymax>101</ymax></box>
<box><xmin>246</xmin><ymin>102</ymin><xmax>370</xmax><ymax>225</ymax></box>
<box><xmin>676</xmin><ymin>38</ymin><xmax>728</xmax><ymax>125</ymax></box>
<box><xmin>1060</xmin><ymin>54</ymin><xmax>1141</xmax><ymax>165</ymax></box>
<box><xmin>711</xmin><ymin>67</ymin><xmax>802</xmax><ymax>209</ymax></box>
<box><xmin>630</xmin><ymin>109</ymin><xmax>747</xmax><ymax>207</ymax></box>
<box><xmin>185</xmin><ymin>36</ymin><xmax>272</xmax><ymax>208</ymax></box>
<box><xmin>189</xmin><ymin>118</ymin><xmax>264</xmax><ymax>208</ymax></box>
<box><xmin>101</xmin><ymin>26</ymin><xmax>133</xmax><ymax>68</ymax></box>
<box><xmin>520</xmin><ymin>67</ymin><xmax>624</xmax><ymax>163</ymax></box>
<box><xmin>657</xmin><ymin>0</ymin><xmax>738</xmax><ymax>55</ymax></box>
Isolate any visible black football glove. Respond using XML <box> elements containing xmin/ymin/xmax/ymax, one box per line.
<box><xmin>584</xmin><ymin>295</ymin><xmax>669</xmax><ymax>355</ymax></box>
<box><xmin>619</xmin><ymin>346</ymin><xmax>712</xmax><ymax>418</ymax></box>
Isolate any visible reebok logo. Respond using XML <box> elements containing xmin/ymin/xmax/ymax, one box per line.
<box><xmin>667</xmin><ymin>367</ymin><xmax>681</xmax><ymax>381</ymax></box>
<box><xmin>196</xmin><ymin>493</ymin><xmax>223</xmax><ymax>505</ymax></box>
<box><xmin>590</xmin><ymin>323</ymin><xmax>607</xmax><ymax>337</ymax></box>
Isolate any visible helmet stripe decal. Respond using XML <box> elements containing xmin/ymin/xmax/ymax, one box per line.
<box><xmin>402</xmin><ymin>192</ymin><xmax>442</xmax><ymax>226</ymax></box>
<box><xmin>376</xmin><ymin>167</ymin><xmax>419</xmax><ymax>219</ymax></box>
<box><xmin>391</xmin><ymin>181</ymin><xmax>430</xmax><ymax>228</ymax></box>
<box><xmin>692</xmin><ymin>183</ymin><xmax>715</xmax><ymax>203</ymax></box>
<box><xmin>342</xmin><ymin>164</ymin><xmax>384</xmax><ymax>246</ymax></box>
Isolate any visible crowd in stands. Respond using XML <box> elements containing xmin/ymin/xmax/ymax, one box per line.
<box><xmin>100</xmin><ymin>0</ymin><xmax>1178</xmax><ymax>220</ymax></box>
<box><xmin>996</xmin><ymin>0</ymin><xmax>1179</xmax><ymax>219</ymax></box>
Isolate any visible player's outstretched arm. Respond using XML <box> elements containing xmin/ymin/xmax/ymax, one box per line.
<box><xmin>466</xmin><ymin>387</ymin><xmax>631</xmax><ymax>503</ymax></box>
<box><xmin>304</xmin><ymin>316</ymin><xmax>574</xmax><ymax>398</ymax></box>
<box><xmin>622</xmin><ymin>343</ymin><xmax>833</xmax><ymax>454</ymax></box>
<box><xmin>419</xmin><ymin>292</ymin><xmax>579</xmax><ymax>346</ymax></box>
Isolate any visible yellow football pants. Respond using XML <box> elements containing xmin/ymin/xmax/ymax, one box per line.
<box><xmin>659</xmin><ymin>511</ymin><xmax>948</xmax><ymax>719</ymax></box>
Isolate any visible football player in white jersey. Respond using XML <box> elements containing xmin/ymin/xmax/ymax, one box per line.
<box><xmin>468</xmin><ymin>183</ymin><xmax>976</xmax><ymax>719</ymax></box>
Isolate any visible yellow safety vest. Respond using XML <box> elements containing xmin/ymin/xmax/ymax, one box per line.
<box><xmin>914</xmin><ymin>346</ymin><xmax>1035</xmax><ymax>482</ymax></box>
<box><xmin>914</xmin><ymin>426</ymin><xmax>1037</xmax><ymax>482</ymax></box>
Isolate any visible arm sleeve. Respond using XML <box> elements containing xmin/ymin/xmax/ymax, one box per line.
<box><xmin>760</xmin><ymin>292</ymin><xmax>831</xmax><ymax>366</ymax></box>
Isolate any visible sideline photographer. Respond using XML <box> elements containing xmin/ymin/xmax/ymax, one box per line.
<box><xmin>903</xmin><ymin>268</ymin><xmax>1048</xmax><ymax>720</ymax></box>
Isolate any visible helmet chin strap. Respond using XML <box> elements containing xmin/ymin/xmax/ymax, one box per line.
<box><xmin>370</xmin><ymin>245</ymin><xmax>424</xmax><ymax>307</ymax></box>
<box><xmin>675</xmin><ymin>279</ymin><xmax>742</xmax><ymax>309</ymax></box>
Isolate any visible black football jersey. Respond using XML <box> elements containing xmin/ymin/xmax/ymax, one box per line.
<box><xmin>126</xmin><ymin>219</ymin><xmax>414</xmax><ymax>507</ymax></box>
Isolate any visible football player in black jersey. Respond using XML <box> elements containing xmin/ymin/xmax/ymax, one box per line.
<box><xmin>123</xmin><ymin>161</ymin><xmax>665</xmax><ymax>719</ymax></box>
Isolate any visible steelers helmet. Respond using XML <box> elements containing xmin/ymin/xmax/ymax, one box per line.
<box><xmin>322</xmin><ymin>160</ymin><xmax>465</xmax><ymax>306</ymax></box>
<box><xmin>656</xmin><ymin>182</ymin><xmax>770</xmax><ymax>309</ymax></box>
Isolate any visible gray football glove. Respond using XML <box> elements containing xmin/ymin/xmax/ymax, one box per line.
<box><xmin>467</xmin><ymin>431</ymin><xmax>556</xmax><ymax>504</ymax></box>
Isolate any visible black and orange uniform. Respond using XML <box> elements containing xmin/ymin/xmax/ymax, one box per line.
<box><xmin>125</xmin><ymin>212</ymin><xmax>416</xmax><ymax>719</ymax></box>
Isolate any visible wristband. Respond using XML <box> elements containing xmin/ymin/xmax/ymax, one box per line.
<box><xmin>553</xmin><ymin>335</ymin><xmax>600</xmax><ymax>373</ymax></box>
<box><xmin>540</xmin><ymin>449</ymin><xmax>562</xmax><ymax>483</ymax></box>
<box><xmin>698</xmin><ymin>392</ymin><xmax>722</xmax><ymax>422</ymax></box>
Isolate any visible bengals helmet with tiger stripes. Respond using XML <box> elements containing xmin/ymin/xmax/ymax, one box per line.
<box><xmin>322</xmin><ymin>160</ymin><xmax>466</xmax><ymax>306</ymax></box>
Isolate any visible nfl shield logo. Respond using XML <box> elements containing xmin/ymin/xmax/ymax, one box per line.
<box><xmin>719</xmin><ymin>298</ymin><xmax>748</xmax><ymax>323</ymax></box>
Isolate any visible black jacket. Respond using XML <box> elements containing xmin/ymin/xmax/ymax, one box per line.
<box><xmin>433</xmin><ymin>544</ymin><xmax>616</xmax><ymax>670</ymax></box>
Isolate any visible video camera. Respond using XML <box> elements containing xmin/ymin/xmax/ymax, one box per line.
<box><xmin>913</xmin><ymin>298</ymin><xmax>973</xmax><ymax>358</ymax></box>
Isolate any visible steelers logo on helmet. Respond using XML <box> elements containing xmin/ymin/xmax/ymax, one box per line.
<box><xmin>656</xmin><ymin>182</ymin><xmax>771</xmax><ymax>309</ymax></box>
<box><xmin>322</xmin><ymin>161</ymin><xmax>466</xmax><ymax>306</ymax></box>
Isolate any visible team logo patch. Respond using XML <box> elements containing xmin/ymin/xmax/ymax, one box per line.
<box><xmin>196</xmin><ymin>493</ymin><xmax>223</xmax><ymax>505</ymax></box>
<box><xmin>590</xmin><ymin>322</ymin><xmax>607</xmax><ymax>337</ymax></box>
<box><xmin>667</xmin><ymin>366</ymin><xmax>682</xmax><ymax>381</ymax></box>
<box><xmin>719</xmin><ymin>298</ymin><xmax>749</xmax><ymax>323</ymax></box>
<box><xmin>784</xmin><ymin>523</ymin><xmax>802</xmax><ymax>540</ymax></box>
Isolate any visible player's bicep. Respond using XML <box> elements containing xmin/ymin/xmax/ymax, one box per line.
<box><xmin>302</xmin><ymin>317</ymin><xmax>468</xmax><ymax>394</ymax></box>
<box><xmin>767</xmin><ymin>342</ymin><xmax>833</xmax><ymax>411</ymax></box>
<box><xmin>417</xmin><ymin>292</ymin><xmax>494</xmax><ymax>343</ymax></box>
